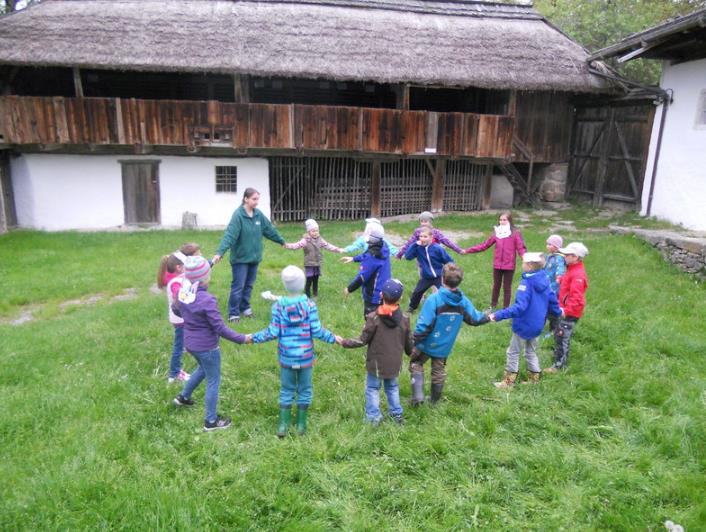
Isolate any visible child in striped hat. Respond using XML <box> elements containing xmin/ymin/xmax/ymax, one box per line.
<box><xmin>172</xmin><ymin>255</ymin><xmax>251</xmax><ymax>432</ymax></box>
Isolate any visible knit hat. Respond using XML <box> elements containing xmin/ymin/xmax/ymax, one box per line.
<box><xmin>183</xmin><ymin>256</ymin><xmax>211</xmax><ymax>284</ymax></box>
<box><xmin>305</xmin><ymin>219</ymin><xmax>319</xmax><ymax>232</ymax></box>
<box><xmin>522</xmin><ymin>252</ymin><xmax>545</xmax><ymax>263</ymax></box>
<box><xmin>381</xmin><ymin>278</ymin><xmax>404</xmax><ymax>302</ymax></box>
<box><xmin>281</xmin><ymin>265</ymin><xmax>306</xmax><ymax>293</ymax></box>
<box><xmin>365</xmin><ymin>217</ymin><xmax>381</xmax><ymax>225</ymax></box>
<box><xmin>559</xmin><ymin>242</ymin><xmax>589</xmax><ymax>258</ymax></box>
<box><xmin>366</xmin><ymin>223</ymin><xmax>385</xmax><ymax>242</ymax></box>
<box><xmin>546</xmin><ymin>234</ymin><xmax>563</xmax><ymax>248</ymax></box>
<box><xmin>419</xmin><ymin>211</ymin><xmax>434</xmax><ymax>222</ymax></box>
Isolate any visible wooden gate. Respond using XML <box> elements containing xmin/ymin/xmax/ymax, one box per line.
<box><xmin>568</xmin><ymin>98</ymin><xmax>655</xmax><ymax>208</ymax></box>
<box><xmin>120</xmin><ymin>160</ymin><xmax>161</xmax><ymax>225</ymax></box>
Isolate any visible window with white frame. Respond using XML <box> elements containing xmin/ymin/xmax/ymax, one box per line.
<box><xmin>215</xmin><ymin>166</ymin><xmax>237</xmax><ymax>193</ymax></box>
<box><xmin>696</xmin><ymin>89</ymin><xmax>706</xmax><ymax>129</ymax></box>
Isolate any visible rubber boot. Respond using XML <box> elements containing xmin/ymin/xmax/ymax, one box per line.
<box><xmin>493</xmin><ymin>371</ymin><xmax>518</xmax><ymax>389</ymax></box>
<box><xmin>430</xmin><ymin>383</ymin><xmax>444</xmax><ymax>405</ymax></box>
<box><xmin>296</xmin><ymin>406</ymin><xmax>309</xmax><ymax>436</ymax></box>
<box><xmin>410</xmin><ymin>372</ymin><xmax>425</xmax><ymax>406</ymax></box>
<box><xmin>522</xmin><ymin>371</ymin><xmax>541</xmax><ymax>384</ymax></box>
<box><xmin>276</xmin><ymin>407</ymin><xmax>292</xmax><ymax>438</ymax></box>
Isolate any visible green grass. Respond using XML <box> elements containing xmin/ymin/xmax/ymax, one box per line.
<box><xmin>1</xmin><ymin>209</ymin><xmax>704</xmax><ymax>530</ymax></box>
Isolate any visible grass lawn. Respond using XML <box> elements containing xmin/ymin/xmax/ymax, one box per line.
<box><xmin>1</xmin><ymin>206</ymin><xmax>704</xmax><ymax>530</ymax></box>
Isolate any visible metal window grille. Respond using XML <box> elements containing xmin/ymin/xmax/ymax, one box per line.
<box><xmin>215</xmin><ymin>166</ymin><xmax>238</xmax><ymax>193</ymax></box>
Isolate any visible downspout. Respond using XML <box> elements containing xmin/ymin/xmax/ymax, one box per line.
<box><xmin>646</xmin><ymin>89</ymin><xmax>672</xmax><ymax>217</ymax></box>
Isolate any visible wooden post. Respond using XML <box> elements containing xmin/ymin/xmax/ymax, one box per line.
<box><xmin>370</xmin><ymin>160</ymin><xmax>381</xmax><ymax>218</ymax></box>
<box><xmin>507</xmin><ymin>89</ymin><xmax>517</xmax><ymax>116</ymax></box>
<box><xmin>431</xmin><ymin>158</ymin><xmax>445</xmax><ymax>212</ymax></box>
<box><xmin>395</xmin><ymin>84</ymin><xmax>410</xmax><ymax>110</ymax></box>
<box><xmin>73</xmin><ymin>67</ymin><xmax>84</xmax><ymax>98</ymax></box>
<box><xmin>234</xmin><ymin>74</ymin><xmax>250</xmax><ymax>103</ymax></box>
<box><xmin>482</xmin><ymin>163</ymin><xmax>493</xmax><ymax>210</ymax></box>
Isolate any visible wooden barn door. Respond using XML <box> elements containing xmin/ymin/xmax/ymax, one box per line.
<box><xmin>121</xmin><ymin>160</ymin><xmax>160</xmax><ymax>225</ymax></box>
<box><xmin>568</xmin><ymin>99</ymin><xmax>655</xmax><ymax>209</ymax></box>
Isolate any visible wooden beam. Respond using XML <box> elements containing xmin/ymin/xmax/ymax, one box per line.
<box><xmin>395</xmin><ymin>84</ymin><xmax>410</xmax><ymax>110</ymax></box>
<box><xmin>234</xmin><ymin>74</ymin><xmax>250</xmax><ymax>103</ymax></box>
<box><xmin>73</xmin><ymin>67</ymin><xmax>84</xmax><ymax>98</ymax></box>
<box><xmin>370</xmin><ymin>160</ymin><xmax>381</xmax><ymax>218</ymax></box>
<box><xmin>431</xmin><ymin>158</ymin><xmax>445</xmax><ymax>212</ymax></box>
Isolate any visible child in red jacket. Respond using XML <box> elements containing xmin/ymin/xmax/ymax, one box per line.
<box><xmin>465</xmin><ymin>211</ymin><xmax>526</xmax><ymax>310</ymax></box>
<box><xmin>545</xmin><ymin>242</ymin><xmax>589</xmax><ymax>373</ymax></box>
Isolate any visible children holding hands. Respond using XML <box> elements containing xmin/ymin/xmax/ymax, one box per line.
<box><xmin>396</xmin><ymin>211</ymin><xmax>464</xmax><ymax>259</ymax></box>
<box><xmin>489</xmin><ymin>252</ymin><xmax>562</xmax><ymax>388</ymax></box>
<box><xmin>340</xmin><ymin>279</ymin><xmax>413</xmax><ymax>425</ymax></box>
<box><xmin>403</xmin><ymin>226</ymin><xmax>455</xmax><ymax>313</ymax></box>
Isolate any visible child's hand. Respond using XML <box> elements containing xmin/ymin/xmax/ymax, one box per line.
<box><xmin>340</xmin><ymin>256</ymin><xmax>353</xmax><ymax>264</ymax></box>
<box><xmin>212</xmin><ymin>254</ymin><xmax>222</xmax><ymax>264</ymax></box>
<box><xmin>335</xmin><ymin>335</ymin><xmax>344</xmax><ymax>345</ymax></box>
<box><xmin>244</xmin><ymin>334</ymin><xmax>253</xmax><ymax>344</ymax></box>
<box><xmin>488</xmin><ymin>313</ymin><xmax>496</xmax><ymax>322</ymax></box>
<box><xmin>343</xmin><ymin>288</ymin><xmax>349</xmax><ymax>297</ymax></box>
<box><xmin>416</xmin><ymin>239</ymin><xmax>423</xmax><ymax>246</ymax></box>
<box><xmin>460</xmin><ymin>249</ymin><xmax>467</xmax><ymax>255</ymax></box>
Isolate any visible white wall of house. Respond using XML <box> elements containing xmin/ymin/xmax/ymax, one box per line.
<box><xmin>10</xmin><ymin>154</ymin><xmax>271</xmax><ymax>231</ymax></box>
<box><xmin>642</xmin><ymin>58</ymin><xmax>706</xmax><ymax>231</ymax></box>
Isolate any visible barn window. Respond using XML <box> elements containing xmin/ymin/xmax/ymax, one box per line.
<box><xmin>696</xmin><ymin>90</ymin><xmax>706</xmax><ymax>128</ymax></box>
<box><xmin>215</xmin><ymin>166</ymin><xmax>238</xmax><ymax>193</ymax></box>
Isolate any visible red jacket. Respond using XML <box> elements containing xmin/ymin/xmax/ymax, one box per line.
<box><xmin>559</xmin><ymin>261</ymin><xmax>588</xmax><ymax>318</ymax></box>
<box><xmin>465</xmin><ymin>230</ymin><xmax>526</xmax><ymax>270</ymax></box>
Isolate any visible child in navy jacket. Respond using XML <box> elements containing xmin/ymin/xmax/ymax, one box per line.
<box><xmin>404</xmin><ymin>226</ymin><xmax>455</xmax><ymax>312</ymax></box>
<box><xmin>490</xmin><ymin>252</ymin><xmax>561</xmax><ymax>388</ymax></box>
<box><xmin>410</xmin><ymin>263</ymin><xmax>488</xmax><ymax>405</ymax></box>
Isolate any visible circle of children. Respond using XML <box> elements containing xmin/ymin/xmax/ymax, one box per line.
<box><xmin>158</xmin><ymin>202</ymin><xmax>589</xmax><ymax>435</ymax></box>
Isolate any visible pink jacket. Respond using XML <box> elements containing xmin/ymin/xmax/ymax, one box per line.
<box><xmin>465</xmin><ymin>230</ymin><xmax>526</xmax><ymax>270</ymax></box>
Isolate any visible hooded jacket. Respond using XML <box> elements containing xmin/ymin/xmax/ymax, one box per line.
<box><xmin>403</xmin><ymin>242</ymin><xmax>454</xmax><ymax>279</ymax></box>
<box><xmin>465</xmin><ymin>229</ymin><xmax>526</xmax><ymax>270</ymax></box>
<box><xmin>252</xmin><ymin>294</ymin><xmax>335</xmax><ymax>368</ymax></box>
<box><xmin>215</xmin><ymin>205</ymin><xmax>285</xmax><ymax>264</ymax></box>
<box><xmin>494</xmin><ymin>270</ymin><xmax>562</xmax><ymax>339</ymax></box>
<box><xmin>414</xmin><ymin>287</ymin><xmax>488</xmax><ymax>358</ymax></box>
<box><xmin>347</xmin><ymin>240</ymin><xmax>392</xmax><ymax>305</ymax></box>
<box><xmin>559</xmin><ymin>261</ymin><xmax>588</xmax><ymax>318</ymax></box>
<box><xmin>396</xmin><ymin>227</ymin><xmax>463</xmax><ymax>258</ymax></box>
<box><xmin>175</xmin><ymin>284</ymin><xmax>247</xmax><ymax>352</ymax></box>
<box><xmin>341</xmin><ymin>306</ymin><xmax>413</xmax><ymax>379</ymax></box>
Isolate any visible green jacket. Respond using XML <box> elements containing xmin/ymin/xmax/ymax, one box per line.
<box><xmin>216</xmin><ymin>206</ymin><xmax>285</xmax><ymax>264</ymax></box>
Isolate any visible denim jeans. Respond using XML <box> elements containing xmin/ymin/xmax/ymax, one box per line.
<box><xmin>365</xmin><ymin>372</ymin><xmax>403</xmax><ymax>422</ymax></box>
<box><xmin>505</xmin><ymin>332</ymin><xmax>540</xmax><ymax>373</ymax></box>
<box><xmin>280</xmin><ymin>365</ymin><xmax>313</xmax><ymax>407</ymax></box>
<box><xmin>181</xmin><ymin>348</ymin><xmax>221</xmax><ymax>423</ymax></box>
<box><xmin>553</xmin><ymin>318</ymin><xmax>578</xmax><ymax>369</ymax></box>
<box><xmin>168</xmin><ymin>326</ymin><xmax>185</xmax><ymax>378</ymax></box>
<box><xmin>228</xmin><ymin>262</ymin><xmax>259</xmax><ymax>318</ymax></box>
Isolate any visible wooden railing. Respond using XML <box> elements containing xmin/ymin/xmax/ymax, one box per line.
<box><xmin>0</xmin><ymin>96</ymin><xmax>514</xmax><ymax>158</ymax></box>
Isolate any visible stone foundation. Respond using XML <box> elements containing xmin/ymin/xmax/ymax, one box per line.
<box><xmin>537</xmin><ymin>163</ymin><xmax>568</xmax><ymax>203</ymax></box>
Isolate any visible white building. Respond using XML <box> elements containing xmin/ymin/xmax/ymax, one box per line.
<box><xmin>592</xmin><ymin>9</ymin><xmax>706</xmax><ymax>232</ymax></box>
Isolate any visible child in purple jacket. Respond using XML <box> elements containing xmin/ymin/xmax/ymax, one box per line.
<box><xmin>465</xmin><ymin>211</ymin><xmax>526</xmax><ymax>310</ymax></box>
<box><xmin>172</xmin><ymin>256</ymin><xmax>250</xmax><ymax>432</ymax></box>
<box><xmin>396</xmin><ymin>211</ymin><xmax>464</xmax><ymax>259</ymax></box>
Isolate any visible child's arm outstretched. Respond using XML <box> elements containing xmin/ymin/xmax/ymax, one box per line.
<box><xmin>434</xmin><ymin>229</ymin><xmax>464</xmax><ymax>254</ymax></box>
<box><xmin>491</xmin><ymin>281</ymin><xmax>530</xmax><ymax>322</ymax></box>
<box><xmin>203</xmin><ymin>297</ymin><xmax>248</xmax><ymax>344</ymax></box>
<box><xmin>461</xmin><ymin>297</ymin><xmax>490</xmax><ymax>326</ymax></box>
<box><xmin>251</xmin><ymin>303</ymin><xmax>282</xmax><ymax>344</ymax></box>
<box><xmin>318</xmin><ymin>236</ymin><xmax>344</xmax><ymax>254</ymax></box>
<box><xmin>340</xmin><ymin>315</ymin><xmax>376</xmax><ymax>349</ymax></box>
<box><xmin>464</xmin><ymin>234</ymin><xmax>496</xmax><ymax>254</ymax></box>
<box><xmin>396</xmin><ymin>229</ymin><xmax>420</xmax><ymax>258</ymax></box>
<box><xmin>283</xmin><ymin>237</ymin><xmax>308</xmax><ymax>250</ymax></box>
<box><xmin>403</xmin><ymin>242</ymin><xmax>420</xmax><ymax>260</ymax></box>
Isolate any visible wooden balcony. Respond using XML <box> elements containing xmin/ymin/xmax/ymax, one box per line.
<box><xmin>0</xmin><ymin>96</ymin><xmax>514</xmax><ymax>159</ymax></box>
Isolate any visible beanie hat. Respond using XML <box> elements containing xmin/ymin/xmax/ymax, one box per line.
<box><xmin>381</xmin><ymin>278</ymin><xmax>404</xmax><ymax>302</ymax></box>
<box><xmin>367</xmin><ymin>223</ymin><xmax>384</xmax><ymax>239</ymax></box>
<box><xmin>305</xmin><ymin>219</ymin><xmax>319</xmax><ymax>232</ymax></box>
<box><xmin>365</xmin><ymin>217</ymin><xmax>381</xmax><ymax>225</ymax></box>
<box><xmin>183</xmin><ymin>256</ymin><xmax>211</xmax><ymax>284</ymax></box>
<box><xmin>419</xmin><ymin>211</ymin><xmax>434</xmax><ymax>222</ymax></box>
<box><xmin>281</xmin><ymin>265</ymin><xmax>306</xmax><ymax>293</ymax></box>
<box><xmin>546</xmin><ymin>234</ymin><xmax>563</xmax><ymax>248</ymax></box>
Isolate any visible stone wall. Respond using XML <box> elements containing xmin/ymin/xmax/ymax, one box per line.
<box><xmin>611</xmin><ymin>226</ymin><xmax>706</xmax><ymax>276</ymax></box>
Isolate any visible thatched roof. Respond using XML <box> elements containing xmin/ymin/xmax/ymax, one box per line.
<box><xmin>0</xmin><ymin>0</ymin><xmax>609</xmax><ymax>92</ymax></box>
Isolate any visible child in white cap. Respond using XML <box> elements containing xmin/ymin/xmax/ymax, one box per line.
<box><xmin>545</xmin><ymin>242</ymin><xmax>589</xmax><ymax>374</ymax></box>
<box><xmin>284</xmin><ymin>219</ymin><xmax>343</xmax><ymax>299</ymax></box>
<box><xmin>252</xmin><ymin>265</ymin><xmax>338</xmax><ymax>437</ymax></box>
<box><xmin>489</xmin><ymin>252</ymin><xmax>562</xmax><ymax>387</ymax></box>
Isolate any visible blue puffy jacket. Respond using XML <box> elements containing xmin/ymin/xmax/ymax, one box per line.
<box><xmin>404</xmin><ymin>242</ymin><xmax>454</xmax><ymax>279</ymax></box>
<box><xmin>347</xmin><ymin>240</ymin><xmax>392</xmax><ymax>305</ymax></box>
<box><xmin>414</xmin><ymin>287</ymin><xmax>488</xmax><ymax>358</ymax></box>
<box><xmin>494</xmin><ymin>270</ymin><xmax>561</xmax><ymax>339</ymax></box>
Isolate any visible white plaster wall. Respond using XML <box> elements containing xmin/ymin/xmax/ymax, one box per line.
<box><xmin>641</xmin><ymin>58</ymin><xmax>706</xmax><ymax>231</ymax></box>
<box><xmin>9</xmin><ymin>154</ymin><xmax>270</xmax><ymax>230</ymax></box>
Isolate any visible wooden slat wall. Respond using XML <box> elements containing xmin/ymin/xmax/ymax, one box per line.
<box><xmin>514</xmin><ymin>91</ymin><xmax>573</xmax><ymax>163</ymax></box>
<box><xmin>0</xmin><ymin>96</ymin><xmax>515</xmax><ymax>158</ymax></box>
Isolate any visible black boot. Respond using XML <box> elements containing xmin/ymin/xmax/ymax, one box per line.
<box><xmin>430</xmin><ymin>383</ymin><xmax>444</xmax><ymax>405</ymax></box>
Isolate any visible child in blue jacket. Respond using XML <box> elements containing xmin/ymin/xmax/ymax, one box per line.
<box><xmin>490</xmin><ymin>252</ymin><xmax>562</xmax><ymax>388</ymax></box>
<box><xmin>404</xmin><ymin>226</ymin><xmax>455</xmax><ymax>312</ymax></box>
<box><xmin>342</xmin><ymin>225</ymin><xmax>392</xmax><ymax>318</ymax></box>
<box><xmin>252</xmin><ymin>265</ymin><xmax>337</xmax><ymax>437</ymax></box>
<box><xmin>410</xmin><ymin>263</ymin><xmax>489</xmax><ymax>405</ymax></box>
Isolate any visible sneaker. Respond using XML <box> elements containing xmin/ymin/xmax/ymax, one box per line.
<box><xmin>173</xmin><ymin>394</ymin><xmax>195</xmax><ymax>407</ymax></box>
<box><xmin>177</xmin><ymin>369</ymin><xmax>190</xmax><ymax>381</ymax></box>
<box><xmin>543</xmin><ymin>366</ymin><xmax>559</xmax><ymax>374</ymax></box>
<box><xmin>391</xmin><ymin>413</ymin><xmax>404</xmax><ymax>424</ymax></box>
<box><xmin>242</xmin><ymin>310</ymin><xmax>254</xmax><ymax>319</ymax></box>
<box><xmin>204</xmin><ymin>415</ymin><xmax>232</xmax><ymax>432</ymax></box>
<box><xmin>228</xmin><ymin>315</ymin><xmax>240</xmax><ymax>323</ymax></box>
<box><xmin>167</xmin><ymin>376</ymin><xmax>177</xmax><ymax>384</ymax></box>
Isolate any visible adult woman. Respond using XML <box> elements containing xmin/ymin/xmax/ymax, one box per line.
<box><xmin>213</xmin><ymin>188</ymin><xmax>285</xmax><ymax>322</ymax></box>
